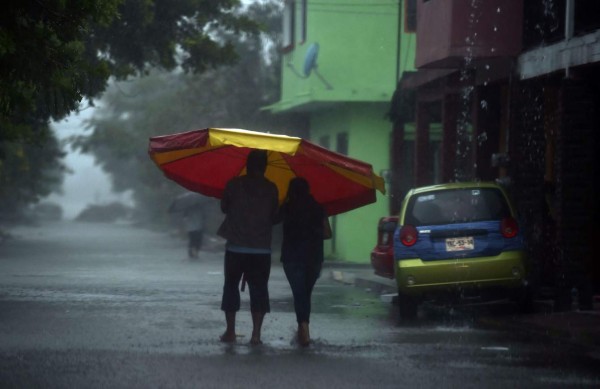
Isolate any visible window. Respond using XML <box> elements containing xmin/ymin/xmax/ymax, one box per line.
<box><xmin>282</xmin><ymin>0</ymin><xmax>306</xmax><ymax>49</ymax></box>
<box><xmin>405</xmin><ymin>0</ymin><xmax>417</xmax><ymax>32</ymax></box>
<box><xmin>282</xmin><ymin>1</ymin><xmax>295</xmax><ymax>52</ymax></box>
<box><xmin>301</xmin><ymin>0</ymin><xmax>307</xmax><ymax>43</ymax></box>
<box><xmin>319</xmin><ymin>135</ymin><xmax>330</xmax><ymax>149</ymax></box>
<box><xmin>405</xmin><ymin>188</ymin><xmax>510</xmax><ymax>226</ymax></box>
<box><xmin>575</xmin><ymin>0</ymin><xmax>600</xmax><ymax>35</ymax></box>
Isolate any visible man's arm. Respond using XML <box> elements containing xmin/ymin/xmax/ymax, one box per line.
<box><xmin>221</xmin><ymin>181</ymin><xmax>232</xmax><ymax>213</ymax></box>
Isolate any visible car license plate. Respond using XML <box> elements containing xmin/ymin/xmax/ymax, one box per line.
<box><xmin>445</xmin><ymin>236</ymin><xmax>474</xmax><ymax>252</ymax></box>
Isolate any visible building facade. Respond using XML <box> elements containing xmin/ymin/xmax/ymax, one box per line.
<box><xmin>393</xmin><ymin>0</ymin><xmax>600</xmax><ymax>308</ymax></box>
<box><xmin>266</xmin><ymin>0</ymin><xmax>418</xmax><ymax>262</ymax></box>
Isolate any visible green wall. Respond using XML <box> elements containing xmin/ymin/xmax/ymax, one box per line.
<box><xmin>266</xmin><ymin>1</ymin><xmax>418</xmax><ymax>263</ymax></box>
<box><xmin>271</xmin><ymin>0</ymin><xmax>400</xmax><ymax>112</ymax></box>
<box><xmin>311</xmin><ymin>104</ymin><xmax>390</xmax><ymax>262</ymax></box>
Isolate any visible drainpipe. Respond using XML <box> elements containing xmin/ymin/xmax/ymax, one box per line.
<box><xmin>396</xmin><ymin>0</ymin><xmax>402</xmax><ymax>82</ymax></box>
<box><xmin>506</xmin><ymin>61</ymin><xmax>514</xmax><ymax>155</ymax></box>
<box><xmin>565</xmin><ymin>0</ymin><xmax>575</xmax><ymax>78</ymax></box>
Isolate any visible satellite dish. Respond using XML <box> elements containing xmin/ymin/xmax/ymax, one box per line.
<box><xmin>286</xmin><ymin>42</ymin><xmax>333</xmax><ymax>89</ymax></box>
<box><xmin>303</xmin><ymin>43</ymin><xmax>320</xmax><ymax>77</ymax></box>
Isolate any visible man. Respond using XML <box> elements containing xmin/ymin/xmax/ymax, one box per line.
<box><xmin>168</xmin><ymin>193</ymin><xmax>206</xmax><ymax>259</ymax></box>
<box><xmin>217</xmin><ymin>149</ymin><xmax>279</xmax><ymax>345</ymax></box>
<box><xmin>183</xmin><ymin>203</ymin><xmax>204</xmax><ymax>259</ymax></box>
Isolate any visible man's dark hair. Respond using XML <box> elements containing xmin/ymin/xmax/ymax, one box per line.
<box><xmin>247</xmin><ymin>149</ymin><xmax>268</xmax><ymax>175</ymax></box>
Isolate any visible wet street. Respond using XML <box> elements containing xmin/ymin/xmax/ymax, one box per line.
<box><xmin>0</xmin><ymin>221</ymin><xmax>598</xmax><ymax>388</ymax></box>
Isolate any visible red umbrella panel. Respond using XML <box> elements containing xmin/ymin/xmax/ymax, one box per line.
<box><xmin>148</xmin><ymin>128</ymin><xmax>386</xmax><ymax>216</ymax></box>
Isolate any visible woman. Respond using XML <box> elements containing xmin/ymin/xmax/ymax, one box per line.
<box><xmin>280</xmin><ymin>177</ymin><xmax>330</xmax><ymax>346</ymax></box>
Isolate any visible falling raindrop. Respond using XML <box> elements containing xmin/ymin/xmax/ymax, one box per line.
<box><xmin>477</xmin><ymin>131</ymin><xmax>488</xmax><ymax>145</ymax></box>
<box><xmin>493</xmin><ymin>26</ymin><xmax>498</xmax><ymax>32</ymax></box>
<box><xmin>485</xmin><ymin>64</ymin><xmax>490</xmax><ymax>70</ymax></box>
<box><xmin>480</xmin><ymin>100</ymin><xmax>488</xmax><ymax>110</ymax></box>
<box><xmin>497</xmin><ymin>7</ymin><xmax>501</xmax><ymax>13</ymax></box>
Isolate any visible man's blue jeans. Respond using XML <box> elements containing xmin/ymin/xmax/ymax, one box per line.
<box><xmin>283</xmin><ymin>261</ymin><xmax>321</xmax><ymax>324</ymax></box>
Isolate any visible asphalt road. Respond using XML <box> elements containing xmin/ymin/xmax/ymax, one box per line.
<box><xmin>0</xmin><ymin>221</ymin><xmax>599</xmax><ymax>388</ymax></box>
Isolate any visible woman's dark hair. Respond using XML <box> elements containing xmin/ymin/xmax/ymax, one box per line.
<box><xmin>246</xmin><ymin>149</ymin><xmax>268</xmax><ymax>174</ymax></box>
<box><xmin>283</xmin><ymin>177</ymin><xmax>321</xmax><ymax>238</ymax></box>
<box><xmin>287</xmin><ymin>177</ymin><xmax>310</xmax><ymax>201</ymax></box>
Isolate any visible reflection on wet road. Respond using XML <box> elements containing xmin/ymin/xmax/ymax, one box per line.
<box><xmin>0</xmin><ymin>221</ymin><xmax>598</xmax><ymax>388</ymax></box>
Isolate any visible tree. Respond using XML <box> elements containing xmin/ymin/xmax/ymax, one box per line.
<box><xmin>73</xmin><ymin>1</ymin><xmax>295</xmax><ymax>225</ymax></box>
<box><xmin>0</xmin><ymin>0</ymin><xmax>258</xmax><ymax>221</ymax></box>
<box><xmin>1</xmin><ymin>0</ymin><xmax>257</xmax><ymax>141</ymax></box>
<box><xmin>0</xmin><ymin>126</ymin><xmax>66</xmax><ymax>221</ymax></box>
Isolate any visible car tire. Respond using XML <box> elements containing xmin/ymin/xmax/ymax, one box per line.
<box><xmin>398</xmin><ymin>292</ymin><xmax>418</xmax><ymax>320</ymax></box>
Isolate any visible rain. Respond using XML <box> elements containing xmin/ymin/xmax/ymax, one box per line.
<box><xmin>1</xmin><ymin>1</ymin><xmax>599</xmax><ymax>387</ymax></box>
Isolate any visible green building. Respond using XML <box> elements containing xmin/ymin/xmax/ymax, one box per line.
<box><xmin>266</xmin><ymin>0</ymin><xmax>417</xmax><ymax>262</ymax></box>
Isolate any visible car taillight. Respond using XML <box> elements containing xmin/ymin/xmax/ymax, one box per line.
<box><xmin>501</xmin><ymin>217</ymin><xmax>518</xmax><ymax>238</ymax></box>
<box><xmin>399</xmin><ymin>225</ymin><xmax>418</xmax><ymax>246</ymax></box>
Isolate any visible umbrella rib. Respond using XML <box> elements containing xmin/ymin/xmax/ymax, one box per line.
<box><xmin>199</xmin><ymin>148</ymin><xmax>302</xmax><ymax>171</ymax></box>
<box><xmin>202</xmin><ymin>146</ymin><xmax>249</xmax><ymax>161</ymax></box>
<box><xmin>203</xmin><ymin>148</ymin><xmax>318</xmax><ymax>168</ymax></box>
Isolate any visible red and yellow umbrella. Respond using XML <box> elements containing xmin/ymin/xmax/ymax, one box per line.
<box><xmin>148</xmin><ymin>128</ymin><xmax>385</xmax><ymax>216</ymax></box>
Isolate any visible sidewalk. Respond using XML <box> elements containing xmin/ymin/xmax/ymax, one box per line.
<box><xmin>324</xmin><ymin>261</ymin><xmax>600</xmax><ymax>354</ymax></box>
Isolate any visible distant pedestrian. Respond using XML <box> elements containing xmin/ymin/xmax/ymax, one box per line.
<box><xmin>217</xmin><ymin>149</ymin><xmax>279</xmax><ymax>345</ymax></box>
<box><xmin>279</xmin><ymin>177</ymin><xmax>331</xmax><ymax>346</ymax></box>
<box><xmin>168</xmin><ymin>192</ymin><xmax>207</xmax><ymax>259</ymax></box>
<box><xmin>183</xmin><ymin>204</ymin><xmax>204</xmax><ymax>259</ymax></box>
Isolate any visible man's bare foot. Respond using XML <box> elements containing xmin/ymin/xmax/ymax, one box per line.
<box><xmin>219</xmin><ymin>331</ymin><xmax>237</xmax><ymax>343</ymax></box>
<box><xmin>249</xmin><ymin>336</ymin><xmax>263</xmax><ymax>345</ymax></box>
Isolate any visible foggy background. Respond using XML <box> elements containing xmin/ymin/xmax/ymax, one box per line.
<box><xmin>47</xmin><ymin>109</ymin><xmax>133</xmax><ymax>220</ymax></box>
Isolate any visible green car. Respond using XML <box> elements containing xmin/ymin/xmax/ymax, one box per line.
<box><xmin>393</xmin><ymin>182</ymin><xmax>531</xmax><ymax>319</ymax></box>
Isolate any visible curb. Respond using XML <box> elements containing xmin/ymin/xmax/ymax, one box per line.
<box><xmin>328</xmin><ymin>268</ymin><xmax>398</xmax><ymax>303</ymax></box>
<box><xmin>328</xmin><ymin>266</ymin><xmax>600</xmax><ymax>354</ymax></box>
<box><xmin>322</xmin><ymin>261</ymin><xmax>372</xmax><ymax>270</ymax></box>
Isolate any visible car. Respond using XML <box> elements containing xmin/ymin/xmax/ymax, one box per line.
<box><xmin>393</xmin><ymin>182</ymin><xmax>531</xmax><ymax>319</ymax></box>
<box><xmin>370</xmin><ymin>216</ymin><xmax>398</xmax><ymax>279</ymax></box>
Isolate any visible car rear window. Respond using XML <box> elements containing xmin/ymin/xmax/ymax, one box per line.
<box><xmin>404</xmin><ymin>188</ymin><xmax>511</xmax><ymax>226</ymax></box>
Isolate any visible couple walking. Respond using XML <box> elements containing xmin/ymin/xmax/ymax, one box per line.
<box><xmin>217</xmin><ymin>149</ymin><xmax>330</xmax><ymax>346</ymax></box>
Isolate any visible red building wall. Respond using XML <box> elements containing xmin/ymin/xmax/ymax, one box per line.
<box><xmin>416</xmin><ymin>0</ymin><xmax>523</xmax><ymax>69</ymax></box>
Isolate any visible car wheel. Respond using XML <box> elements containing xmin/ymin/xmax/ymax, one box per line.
<box><xmin>398</xmin><ymin>292</ymin><xmax>418</xmax><ymax>320</ymax></box>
